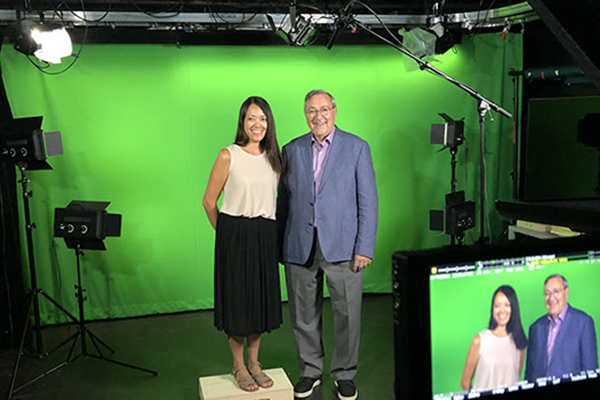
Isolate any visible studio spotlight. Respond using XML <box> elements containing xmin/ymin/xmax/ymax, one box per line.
<box><xmin>397</xmin><ymin>0</ymin><xmax>461</xmax><ymax>56</ymax></box>
<box><xmin>430</xmin><ymin>191</ymin><xmax>475</xmax><ymax>237</ymax></box>
<box><xmin>275</xmin><ymin>1</ymin><xmax>316</xmax><ymax>46</ymax></box>
<box><xmin>398</xmin><ymin>24</ymin><xmax>461</xmax><ymax>57</ymax></box>
<box><xmin>277</xmin><ymin>14</ymin><xmax>315</xmax><ymax>46</ymax></box>
<box><xmin>428</xmin><ymin>0</ymin><xmax>461</xmax><ymax>55</ymax></box>
<box><xmin>430</xmin><ymin>23</ymin><xmax>462</xmax><ymax>55</ymax></box>
<box><xmin>0</xmin><ymin>116</ymin><xmax>63</xmax><ymax>170</ymax></box>
<box><xmin>12</xmin><ymin>20</ymin><xmax>73</xmax><ymax>64</ymax></box>
<box><xmin>54</xmin><ymin>201</ymin><xmax>122</xmax><ymax>250</ymax></box>
<box><xmin>431</xmin><ymin>113</ymin><xmax>465</xmax><ymax>149</ymax></box>
<box><xmin>398</xmin><ymin>28</ymin><xmax>437</xmax><ymax>58</ymax></box>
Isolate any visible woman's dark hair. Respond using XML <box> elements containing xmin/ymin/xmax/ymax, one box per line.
<box><xmin>234</xmin><ymin>96</ymin><xmax>283</xmax><ymax>173</ymax></box>
<box><xmin>488</xmin><ymin>285</ymin><xmax>528</xmax><ymax>350</ymax></box>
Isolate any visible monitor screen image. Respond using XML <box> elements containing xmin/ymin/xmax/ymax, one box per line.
<box><xmin>392</xmin><ymin>235</ymin><xmax>600</xmax><ymax>400</ymax></box>
<box><xmin>430</xmin><ymin>248</ymin><xmax>600</xmax><ymax>399</ymax></box>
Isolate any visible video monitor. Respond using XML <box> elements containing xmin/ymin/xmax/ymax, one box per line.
<box><xmin>392</xmin><ymin>235</ymin><xmax>600</xmax><ymax>400</ymax></box>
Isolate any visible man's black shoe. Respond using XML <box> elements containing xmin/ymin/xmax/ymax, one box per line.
<box><xmin>294</xmin><ymin>376</ymin><xmax>322</xmax><ymax>398</ymax></box>
<box><xmin>335</xmin><ymin>380</ymin><xmax>358</xmax><ymax>400</ymax></box>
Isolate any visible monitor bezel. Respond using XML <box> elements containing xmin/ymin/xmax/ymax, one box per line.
<box><xmin>392</xmin><ymin>235</ymin><xmax>600</xmax><ymax>400</ymax></box>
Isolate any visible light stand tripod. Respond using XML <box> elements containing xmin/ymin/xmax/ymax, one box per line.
<box><xmin>8</xmin><ymin>240</ymin><xmax>158</xmax><ymax>399</ymax></box>
<box><xmin>429</xmin><ymin>113</ymin><xmax>474</xmax><ymax>245</ymax></box>
<box><xmin>8</xmin><ymin>163</ymin><xmax>83</xmax><ymax>399</ymax></box>
<box><xmin>55</xmin><ymin>243</ymin><xmax>158</xmax><ymax>375</ymax></box>
<box><xmin>429</xmin><ymin>141</ymin><xmax>475</xmax><ymax>244</ymax></box>
<box><xmin>8</xmin><ymin>200</ymin><xmax>158</xmax><ymax>399</ymax></box>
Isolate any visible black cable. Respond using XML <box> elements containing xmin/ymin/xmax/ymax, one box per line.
<box><xmin>223</xmin><ymin>0</ymin><xmax>276</xmax><ymax>12</ymax></box>
<box><xmin>471</xmin><ymin>0</ymin><xmax>498</xmax><ymax>34</ymax></box>
<box><xmin>126</xmin><ymin>0</ymin><xmax>186</xmax><ymax>18</ymax></box>
<box><xmin>209</xmin><ymin>8</ymin><xmax>259</xmax><ymax>29</ymax></box>
<box><xmin>353</xmin><ymin>0</ymin><xmax>410</xmax><ymax>51</ymax></box>
<box><xmin>59</xmin><ymin>0</ymin><xmax>113</xmax><ymax>24</ymax></box>
<box><xmin>297</xmin><ymin>2</ymin><xmax>327</xmax><ymax>14</ymax></box>
<box><xmin>206</xmin><ymin>1</ymin><xmax>271</xmax><ymax>30</ymax></box>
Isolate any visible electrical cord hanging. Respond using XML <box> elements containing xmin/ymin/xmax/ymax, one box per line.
<box><xmin>352</xmin><ymin>0</ymin><xmax>409</xmax><ymax>51</ymax></box>
<box><xmin>126</xmin><ymin>0</ymin><xmax>186</xmax><ymax>18</ymax></box>
<box><xmin>58</xmin><ymin>0</ymin><xmax>113</xmax><ymax>23</ymax></box>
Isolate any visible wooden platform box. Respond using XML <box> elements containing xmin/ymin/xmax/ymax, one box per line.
<box><xmin>199</xmin><ymin>368</ymin><xmax>293</xmax><ymax>400</ymax></box>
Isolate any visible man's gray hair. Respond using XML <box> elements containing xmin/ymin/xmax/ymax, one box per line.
<box><xmin>545</xmin><ymin>274</ymin><xmax>569</xmax><ymax>289</ymax></box>
<box><xmin>304</xmin><ymin>90</ymin><xmax>336</xmax><ymax>110</ymax></box>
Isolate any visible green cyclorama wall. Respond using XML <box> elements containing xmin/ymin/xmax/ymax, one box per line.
<box><xmin>1</xmin><ymin>33</ymin><xmax>522</xmax><ymax>324</ymax></box>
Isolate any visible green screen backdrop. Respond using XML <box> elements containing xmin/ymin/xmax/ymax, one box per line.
<box><xmin>1</xmin><ymin>33</ymin><xmax>522</xmax><ymax>324</ymax></box>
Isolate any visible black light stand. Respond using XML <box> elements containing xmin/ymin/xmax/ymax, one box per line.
<box><xmin>7</xmin><ymin>162</ymin><xmax>86</xmax><ymax>399</ymax></box>
<box><xmin>1</xmin><ymin>117</ymin><xmax>83</xmax><ymax>399</ymax></box>
<box><xmin>431</xmin><ymin>114</ymin><xmax>465</xmax><ymax>198</ymax></box>
<box><xmin>16</xmin><ymin>162</ymin><xmax>45</xmax><ymax>355</ymax></box>
<box><xmin>429</xmin><ymin>114</ymin><xmax>475</xmax><ymax>244</ymax></box>
<box><xmin>49</xmin><ymin>242</ymin><xmax>158</xmax><ymax>377</ymax></box>
<box><xmin>9</xmin><ymin>201</ymin><xmax>158</xmax><ymax>399</ymax></box>
<box><xmin>329</xmin><ymin>1</ymin><xmax>512</xmax><ymax>244</ymax></box>
<box><xmin>51</xmin><ymin>201</ymin><xmax>158</xmax><ymax>377</ymax></box>
<box><xmin>3</xmin><ymin>120</ymin><xmax>156</xmax><ymax>398</ymax></box>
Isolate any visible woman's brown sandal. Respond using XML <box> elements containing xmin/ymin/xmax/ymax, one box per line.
<box><xmin>247</xmin><ymin>361</ymin><xmax>273</xmax><ymax>388</ymax></box>
<box><xmin>232</xmin><ymin>365</ymin><xmax>259</xmax><ymax>392</ymax></box>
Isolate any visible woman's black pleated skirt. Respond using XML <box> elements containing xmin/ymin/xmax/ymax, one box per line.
<box><xmin>214</xmin><ymin>213</ymin><xmax>282</xmax><ymax>337</ymax></box>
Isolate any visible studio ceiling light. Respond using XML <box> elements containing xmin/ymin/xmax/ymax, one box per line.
<box><xmin>276</xmin><ymin>13</ymin><xmax>316</xmax><ymax>46</ymax></box>
<box><xmin>13</xmin><ymin>20</ymin><xmax>73</xmax><ymax>64</ymax></box>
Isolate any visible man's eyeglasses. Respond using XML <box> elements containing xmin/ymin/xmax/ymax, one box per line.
<box><xmin>306</xmin><ymin>106</ymin><xmax>334</xmax><ymax>117</ymax></box>
<box><xmin>544</xmin><ymin>287</ymin><xmax>564</xmax><ymax>298</ymax></box>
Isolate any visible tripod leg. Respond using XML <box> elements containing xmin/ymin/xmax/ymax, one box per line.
<box><xmin>39</xmin><ymin>290</ymin><xmax>79</xmax><ymax>324</ymax></box>
<box><xmin>87</xmin><ymin>353</ymin><xmax>158</xmax><ymax>376</ymax></box>
<box><xmin>45</xmin><ymin>330</ymin><xmax>80</xmax><ymax>356</ymax></box>
<box><xmin>7</xmin><ymin>293</ymin><xmax>33</xmax><ymax>399</ymax></box>
<box><xmin>80</xmin><ymin>325</ymin><xmax>157</xmax><ymax>376</ymax></box>
<box><xmin>9</xmin><ymin>360</ymin><xmax>70</xmax><ymax>396</ymax></box>
<box><xmin>47</xmin><ymin>245</ymin><xmax>158</xmax><ymax>378</ymax></box>
<box><xmin>86</xmin><ymin>328</ymin><xmax>114</xmax><ymax>354</ymax></box>
<box><xmin>7</xmin><ymin>295</ymin><xmax>71</xmax><ymax>397</ymax></box>
<box><xmin>85</xmin><ymin>330</ymin><xmax>112</xmax><ymax>357</ymax></box>
<box><xmin>66</xmin><ymin>329</ymin><xmax>82</xmax><ymax>362</ymax></box>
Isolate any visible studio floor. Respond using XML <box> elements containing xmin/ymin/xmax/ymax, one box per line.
<box><xmin>0</xmin><ymin>294</ymin><xmax>394</xmax><ymax>400</ymax></box>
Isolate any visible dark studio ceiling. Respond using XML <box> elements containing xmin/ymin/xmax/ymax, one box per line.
<box><xmin>0</xmin><ymin>1</ymin><xmax>537</xmax><ymax>45</ymax></box>
<box><xmin>0</xmin><ymin>1</ymin><xmax>531</xmax><ymax>14</ymax></box>
<box><xmin>1</xmin><ymin>0</ymin><xmax>599</xmax><ymax>89</ymax></box>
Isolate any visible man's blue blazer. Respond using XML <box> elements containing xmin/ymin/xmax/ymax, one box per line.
<box><xmin>277</xmin><ymin>127</ymin><xmax>378</xmax><ymax>265</ymax></box>
<box><xmin>525</xmin><ymin>305</ymin><xmax>598</xmax><ymax>382</ymax></box>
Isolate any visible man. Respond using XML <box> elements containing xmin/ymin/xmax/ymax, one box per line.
<box><xmin>525</xmin><ymin>274</ymin><xmax>598</xmax><ymax>382</ymax></box>
<box><xmin>277</xmin><ymin>90</ymin><xmax>378</xmax><ymax>400</ymax></box>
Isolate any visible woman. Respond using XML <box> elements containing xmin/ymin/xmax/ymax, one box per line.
<box><xmin>202</xmin><ymin>96</ymin><xmax>284</xmax><ymax>392</ymax></box>
<box><xmin>460</xmin><ymin>285</ymin><xmax>528</xmax><ymax>391</ymax></box>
